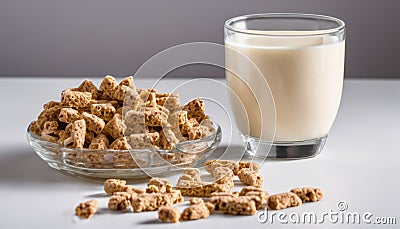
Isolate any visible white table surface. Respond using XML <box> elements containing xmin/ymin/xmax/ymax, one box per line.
<box><xmin>0</xmin><ymin>77</ymin><xmax>399</xmax><ymax>228</ymax></box>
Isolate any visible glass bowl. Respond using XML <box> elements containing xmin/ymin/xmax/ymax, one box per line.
<box><xmin>27</xmin><ymin>122</ymin><xmax>222</xmax><ymax>179</ymax></box>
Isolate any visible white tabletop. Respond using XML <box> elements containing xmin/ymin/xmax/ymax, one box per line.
<box><xmin>0</xmin><ymin>78</ymin><xmax>399</xmax><ymax>228</ymax></box>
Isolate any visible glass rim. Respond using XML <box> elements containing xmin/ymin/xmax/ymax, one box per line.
<box><xmin>224</xmin><ymin>13</ymin><xmax>345</xmax><ymax>37</ymax></box>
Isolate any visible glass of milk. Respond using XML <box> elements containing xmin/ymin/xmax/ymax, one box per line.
<box><xmin>225</xmin><ymin>13</ymin><xmax>345</xmax><ymax>158</ymax></box>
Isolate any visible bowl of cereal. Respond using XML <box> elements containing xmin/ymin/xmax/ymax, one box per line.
<box><xmin>27</xmin><ymin>76</ymin><xmax>222</xmax><ymax>178</ymax></box>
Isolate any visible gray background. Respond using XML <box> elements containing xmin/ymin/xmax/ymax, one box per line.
<box><xmin>1</xmin><ymin>0</ymin><xmax>399</xmax><ymax>78</ymax></box>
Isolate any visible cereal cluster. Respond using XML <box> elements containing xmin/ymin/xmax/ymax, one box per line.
<box><xmin>30</xmin><ymin>75</ymin><xmax>215</xmax><ymax>151</ymax></box>
<box><xmin>74</xmin><ymin>159</ymin><xmax>324</xmax><ymax>222</ymax></box>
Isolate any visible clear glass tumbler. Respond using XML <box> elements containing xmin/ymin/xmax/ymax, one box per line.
<box><xmin>225</xmin><ymin>13</ymin><xmax>345</xmax><ymax>158</ymax></box>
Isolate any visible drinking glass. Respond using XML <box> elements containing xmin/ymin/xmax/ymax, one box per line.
<box><xmin>225</xmin><ymin>13</ymin><xmax>345</xmax><ymax>158</ymax></box>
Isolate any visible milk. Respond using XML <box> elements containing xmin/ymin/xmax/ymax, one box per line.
<box><xmin>226</xmin><ymin>36</ymin><xmax>345</xmax><ymax>142</ymax></box>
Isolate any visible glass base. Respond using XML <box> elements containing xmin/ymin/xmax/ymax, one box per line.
<box><xmin>240</xmin><ymin>134</ymin><xmax>327</xmax><ymax>159</ymax></box>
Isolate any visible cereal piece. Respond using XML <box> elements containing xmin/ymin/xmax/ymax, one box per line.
<box><xmin>82</xmin><ymin>131</ymin><xmax>93</xmax><ymax>147</ymax></box>
<box><xmin>57</xmin><ymin>130</ymin><xmax>68</xmax><ymax>145</ymax></box>
<box><xmin>176</xmin><ymin>174</ymin><xmax>196</xmax><ymax>186</ymax></box>
<box><xmin>181</xmin><ymin>118</ymin><xmax>199</xmax><ymax>136</ymax></box>
<box><xmin>199</xmin><ymin>119</ymin><xmax>215</xmax><ymax>138</ymax></box>
<box><xmin>147</xmin><ymin>177</ymin><xmax>171</xmax><ymax>193</ymax></box>
<box><xmin>99</xmin><ymin>75</ymin><xmax>118</xmax><ymax>98</ymax></box>
<box><xmin>239</xmin><ymin>186</ymin><xmax>269</xmax><ymax>203</ymax></box>
<box><xmin>156</xmin><ymin>93</ymin><xmax>180</xmax><ymax>110</ymax></box>
<box><xmin>88</xmin><ymin>134</ymin><xmax>109</xmax><ymax>150</ymax></box>
<box><xmin>78</xmin><ymin>79</ymin><xmax>99</xmax><ymax>100</ymax></box>
<box><xmin>61</xmin><ymin>89</ymin><xmax>92</xmax><ymax>108</ymax></box>
<box><xmin>290</xmin><ymin>187</ymin><xmax>323</xmax><ymax>203</ymax></box>
<box><xmin>158</xmin><ymin>127</ymin><xmax>180</xmax><ymax>150</ymax></box>
<box><xmin>82</xmin><ymin>112</ymin><xmax>105</xmax><ymax>134</ymax></box>
<box><xmin>204</xmin><ymin>160</ymin><xmax>236</xmax><ymax>176</ymax></box>
<box><xmin>182</xmin><ymin>98</ymin><xmax>206</xmax><ymax>122</ymax></box>
<box><xmin>113</xmin><ymin>85</ymin><xmax>131</xmax><ymax>101</ymax></box>
<box><xmin>75</xmin><ymin>199</ymin><xmax>98</xmax><ymax>219</ymax></box>
<box><xmin>268</xmin><ymin>192</ymin><xmax>302</xmax><ymax>210</ymax></box>
<box><xmin>208</xmin><ymin>195</ymin><xmax>237</xmax><ymax>212</ymax></box>
<box><xmin>240</xmin><ymin>195</ymin><xmax>262</xmax><ymax>210</ymax></box>
<box><xmin>237</xmin><ymin>168</ymin><xmax>264</xmax><ymax>186</ymax></box>
<box><xmin>37</xmin><ymin>107</ymin><xmax>61</xmax><ymax>129</ymax></box>
<box><xmin>91</xmin><ymin>103</ymin><xmax>116</xmax><ymax>121</ymax></box>
<box><xmin>131</xmin><ymin>191</ymin><xmax>183</xmax><ymax>212</ymax></box>
<box><xmin>209</xmin><ymin>195</ymin><xmax>258</xmax><ymax>215</ymax></box>
<box><xmin>177</xmin><ymin>181</ymin><xmax>233</xmax><ymax>197</ymax></box>
<box><xmin>187</xmin><ymin>126</ymin><xmax>202</xmax><ymax>140</ymax></box>
<box><xmin>41</xmin><ymin>131</ymin><xmax>58</xmax><ymax>143</ymax></box>
<box><xmin>124</xmin><ymin>110</ymin><xmax>146</xmax><ymax>134</ymax></box>
<box><xmin>108</xmin><ymin>192</ymin><xmax>132</xmax><ymax>211</ymax></box>
<box><xmin>29</xmin><ymin>121</ymin><xmax>42</xmax><ymax>136</ymax></box>
<box><xmin>110</xmin><ymin>137</ymin><xmax>130</xmax><ymax>150</ymax></box>
<box><xmin>43</xmin><ymin>101</ymin><xmax>61</xmax><ymax>109</ymax></box>
<box><xmin>92</xmin><ymin>134</ymin><xmax>109</xmax><ymax>147</ymax></box>
<box><xmin>123</xmin><ymin>86</ymin><xmax>141</xmax><ymax>109</ymax></box>
<box><xmin>168</xmin><ymin>189</ymin><xmax>184</xmax><ymax>204</ymax></box>
<box><xmin>127</xmin><ymin>133</ymin><xmax>159</xmax><ymax>149</ymax></box>
<box><xmin>168</xmin><ymin>110</ymin><xmax>188</xmax><ymax>127</ymax></box>
<box><xmin>104</xmin><ymin>179</ymin><xmax>127</xmax><ymax>195</ymax></box>
<box><xmin>226</xmin><ymin>197</ymin><xmax>257</xmax><ymax>215</ymax></box>
<box><xmin>146</xmin><ymin>185</ymin><xmax>160</xmax><ymax>193</ymax></box>
<box><xmin>212</xmin><ymin>167</ymin><xmax>234</xmax><ymax>184</ymax></box>
<box><xmin>180</xmin><ymin>203</ymin><xmax>211</xmax><ymax>221</ymax></box>
<box><xmin>139</xmin><ymin>89</ymin><xmax>155</xmax><ymax>101</ymax></box>
<box><xmin>59</xmin><ymin>108</ymin><xmax>81</xmax><ymax>123</ymax></box>
<box><xmin>144</xmin><ymin>106</ymin><xmax>168</xmax><ymax>127</ymax></box>
<box><xmin>233</xmin><ymin>161</ymin><xmax>259</xmax><ymax>175</ymax></box>
<box><xmin>190</xmin><ymin>198</ymin><xmax>204</xmax><ymax>205</ymax></box>
<box><xmin>40</xmin><ymin>121</ymin><xmax>60</xmax><ymax>143</ymax></box>
<box><xmin>245</xmin><ymin>191</ymin><xmax>267</xmax><ymax>208</ymax></box>
<box><xmin>158</xmin><ymin>206</ymin><xmax>180</xmax><ymax>223</ymax></box>
<box><xmin>63</xmin><ymin>119</ymin><xmax>86</xmax><ymax>148</ymax></box>
<box><xmin>183</xmin><ymin>118</ymin><xmax>213</xmax><ymax>140</ymax></box>
<box><xmin>145</xmin><ymin>91</ymin><xmax>157</xmax><ymax>107</ymax></box>
<box><xmin>41</xmin><ymin>121</ymin><xmax>59</xmax><ymax>135</ymax></box>
<box><xmin>103</xmin><ymin>113</ymin><xmax>125</xmax><ymax>139</ymax></box>
<box><xmin>120</xmin><ymin>76</ymin><xmax>135</xmax><ymax>88</ymax></box>
<box><xmin>121</xmin><ymin>186</ymin><xmax>145</xmax><ymax>198</ymax></box>
<box><xmin>182</xmin><ymin>168</ymin><xmax>201</xmax><ymax>182</ymax></box>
